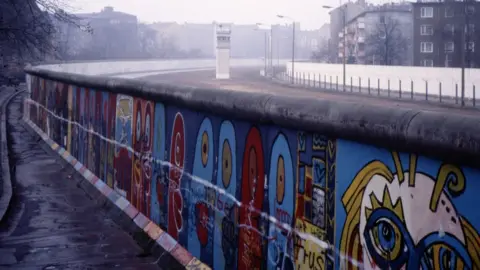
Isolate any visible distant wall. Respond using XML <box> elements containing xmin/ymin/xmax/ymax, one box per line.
<box><xmin>288</xmin><ymin>62</ymin><xmax>480</xmax><ymax>98</ymax></box>
<box><xmin>36</xmin><ymin>58</ymin><xmax>289</xmax><ymax>77</ymax></box>
<box><xmin>24</xmin><ymin>65</ymin><xmax>480</xmax><ymax>270</ymax></box>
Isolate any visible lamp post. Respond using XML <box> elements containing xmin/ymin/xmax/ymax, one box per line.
<box><xmin>323</xmin><ymin>4</ymin><xmax>347</xmax><ymax>91</ymax></box>
<box><xmin>257</xmin><ymin>23</ymin><xmax>273</xmax><ymax>77</ymax></box>
<box><xmin>277</xmin><ymin>14</ymin><xmax>295</xmax><ymax>84</ymax></box>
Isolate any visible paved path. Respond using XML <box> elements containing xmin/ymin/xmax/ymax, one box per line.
<box><xmin>141</xmin><ymin>68</ymin><xmax>480</xmax><ymax>117</ymax></box>
<box><xmin>0</xmin><ymin>93</ymin><xmax>161</xmax><ymax>270</ymax></box>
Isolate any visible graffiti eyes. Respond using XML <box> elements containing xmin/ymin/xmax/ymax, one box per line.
<box><xmin>222</xmin><ymin>139</ymin><xmax>232</xmax><ymax>188</ymax></box>
<box><xmin>136</xmin><ymin>111</ymin><xmax>141</xmax><ymax>142</ymax></box>
<box><xmin>365</xmin><ymin>215</ymin><xmax>408</xmax><ymax>268</ymax></box>
<box><xmin>174</xmin><ymin>133</ymin><xmax>182</xmax><ymax>167</ymax></box>
<box><xmin>145</xmin><ymin>113</ymin><xmax>151</xmax><ymax>144</ymax></box>
<box><xmin>276</xmin><ymin>155</ymin><xmax>285</xmax><ymax>205</ymax></box>
<box><xmin>201</xmin><ymin>131</ymin><xmax>209</xmax><ymax>166</ymax></box>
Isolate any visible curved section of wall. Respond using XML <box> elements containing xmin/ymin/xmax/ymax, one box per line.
<box><xmin>286</xmin><ymin>62</ymin><xmax>480</xmax><ymax>99</ymax></box>
<box><xmin>24</xmin><ymin>66</ymin><xmax>480</xmax><ymax>269</ymax></box>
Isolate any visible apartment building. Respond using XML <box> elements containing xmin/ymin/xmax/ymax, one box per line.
<box><xmin>329</xmin><ymin>1</ymin><xmax>367</xmax><ymax>63</ymax></box>
<box><xmin>338</xmin><ymin>3</ymin><xmax>413</xmax><ymax>65</ymax></box>
<box><xmin>412</xmin><ymin>0</ymin><xmax>480</xmax><ymax>67</ymax></box>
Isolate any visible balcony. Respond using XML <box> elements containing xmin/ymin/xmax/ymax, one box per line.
<box><xmin>357</xmin><ymin>36</ymin><xmax>365</xmax><ymax>43</ymax></box>
<box><xmin>357</xmin><ymin>22</ymin><xmax>365</xmax><ymax>29</ymax></box>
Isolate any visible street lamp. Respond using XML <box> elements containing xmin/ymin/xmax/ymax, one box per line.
<box><xmin>256</xmin><ymin>23</ymin><xmax>273</xmax><ymax>77</ymax></box>
<box><xmin>323</xmin><ymin>4</ymin><xmax>347</xmax><ymax>91</ymax></box>
<box><xmin>277</xmin><ymin>14</ymin><xmax>295</xmax><ymax>84</ymax></box>
<box><xmin>255</xmin><ymin>24</ymin><xmax>268</xmax><ymax>76</ymax></box>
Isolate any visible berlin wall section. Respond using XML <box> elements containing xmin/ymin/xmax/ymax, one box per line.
<box><xmin>23</xmin><ymin>67</ymin><xmax>480</xmax><ymax>270</ymax></box>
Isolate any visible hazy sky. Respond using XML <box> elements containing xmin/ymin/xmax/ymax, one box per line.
<box><xmin>67</xmin><ymin>0</ymin><xmax>375</xmax><ymax>30</ymax></box>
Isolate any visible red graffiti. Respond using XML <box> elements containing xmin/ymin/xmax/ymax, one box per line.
<box><xmin>84</xmin><ymin>89</ymin><xmax>90</xmax><ymax>168</ymax></box>
<box><xmin>238</xmin><ymin>127</ymin><xmax>265</xmax><ymax>270</ymax></box>
<box><xmin>143</xmin><ymin>102</ymin><xmax>153</xmax><ymax>217</ymax></box>
<box><xmin>106</xmin><ymin>93</ymin><xmax>116</xmax><ymax>187</ymax></box>
<box><xmin>131</xmin><ymin>99</ymin><xmax>154</xmax><ymax>216</ymax></box>
<box><xmin>132</xmin><ymin>99</ymin><xmax>144</xmax><ymax>213</ymax></box>
<box><xmin>167</xmin><ymin>113</ymin><xmax>185</xmax><ymax>239</ymax></box>
<box><xmin>196</xmin><ymin>202</ymin><xmax>209</xmax><ymax>246</ymax></box>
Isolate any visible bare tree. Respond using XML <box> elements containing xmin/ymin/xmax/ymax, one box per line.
<box><xmin>311</xmin><ymin>44</ymin><xmax>330</xmax><ymax>63</ymax></box>
<box><xmin>0</xmin><ymin>0</ymin><xmax>90</xmax><ymax>82</ymax></box>
<box><xmin>365</xmin><ymin>16</ymin><xmax>408</xmax><ymax>66</ymax></box>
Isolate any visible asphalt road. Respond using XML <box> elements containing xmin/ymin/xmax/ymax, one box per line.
<box><xmin>0</xmin><ymin>92</ymin><xmax>161</xmax><ymax>270</ymax></box>
<box><xmin>140</xmin><ymin>67</ymin><xmax>480</xmax><ymax>117</ymax></box>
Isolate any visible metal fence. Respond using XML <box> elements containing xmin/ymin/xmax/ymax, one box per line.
<box><xmin>275</xmin><ymin>71</ymin><xmax>480</xmax><ymax>108</ymax></box>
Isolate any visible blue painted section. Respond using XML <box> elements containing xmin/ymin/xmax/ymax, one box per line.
<box><xmin>267</xmin><ymin>133</ymin><xmax>295</xmax><ymax>270</ymax></box>
<box><xmin>188</xmin><ymin>117</ymin><xmax>214</xmax><ymax>265</ymax></box>
<box><xmin>335</xmin><ymin>139</ymin><xmax>480</xmax><ymax>269</ymax></box>
<box><xmin>213</xmin><ymin>120</ymin><xmax>237</xmax><ymax>270</ymax></box>
<box><xmin>151</xmin><ymin>102</ymin><xmax>166</xmax><ymax>227</ymax></box>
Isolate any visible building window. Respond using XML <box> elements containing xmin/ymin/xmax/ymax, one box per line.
<box><xmin>444</xmin><ymin>24</ymin><xmax>454</xmax><ymax>34</ymax></box>
<box><xmin>445</xmin><ymin>42</ymin><xmax>454</xmax><ymax>52</ymax></box>
<box><xmin>445</xmin><ymin>54</ymin><xmax>452</xmax><ymax>67</ymax></box>
<box><xmin>422</xmin><ymin>59</ymin><xmax>434</xmax><ymax>66</ymax></box>
<box><xmin>445</xmin><ymin>7</ymin><xmax>454</xmax><ymax>17</ymax></box>
<box><xmin>421</xmin><ymin>42</ymin><xmax>434</xmax><ymax>53</ymax></box>
<box><xmin>466</xmin><ymin>5</ymin><xmax>475</xmax><ymax>15</ymax></box>
<box><xmin>466</xmin><ymin>42</ymin><xmax>475</xmax><ymax>52</ymax></box>
<box><xmin>421</xmin><ymin>25</ymin><xmax>434</xmax><ymax>35</ymax></box>
<box><xmin>465</xmin><ymin>24</ymin><xmax>475</xmax><ymax>34</ymax></box>
<box><xmin>421</xmin><ymin>7</ymin><xmax>434</xmax><ymax>18</ymax></box>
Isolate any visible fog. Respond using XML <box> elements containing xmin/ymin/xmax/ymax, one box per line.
<box><xmin>70</xmin><ymin>0</ymin><xmax>340</xmax><ymax>30</ymax></box>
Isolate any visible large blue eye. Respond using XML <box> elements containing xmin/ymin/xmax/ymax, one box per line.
<box><xmin>376</xmin><ymin>219</ymin><xmax>396</xmax><ymax>252</ymax></box>
<box><xmin>416</xmin><ymin>233</ymin><xmax>474</xmax><ymax>270</ymax></box>
<box><xmin>364</xmin><ymin>209</ymin><xmax>410</xmax><ymax>270</ymax></box>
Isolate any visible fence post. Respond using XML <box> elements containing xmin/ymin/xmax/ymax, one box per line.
<box><xmin>303</xmin><ymin>73</ymin><xmax>306</xmax><ymax>85</ymax></box>
<box><xmin>308</xmin><ymin>73</ymin><xmax>311</xmax><ymax>87</ymax></box>
<box><xmin>368</xmin><ymin>78</ymin><xmax>371</xmax><ymax>95</ymax></box>
<box><xmin>350</xmin><ymin>77</ymin><xmax>353</xmax><ymax>92</ymax></box>
<box><xmin>425</xmin><ymin>81</ymin><xmax>428</xmax><ymax>101</ymax></box>
<box><xmin>474</xmin><ymin>85</ymin><xmax>476</xmax><ymax>107</ymax></box>
<box><xmin>378</xmin><ymin>78</ymin><xmax>380</xmax><ymax>96</ymax></box>
<box><xmin>399</xmin><ymin>80</ymin><xmax>402</xmax><ymax>98</ymax></box>
<box><xmin>359</xmin><ymin>77</ymin><xmax>362</xmax><ymax>93</ymax></box>
<box><xmin>456</xmin><ymin>84</ymin><xmax>458</xmax><ymax>104</ymax></box>
<box><xmin>324</xmin><ymin>75</ymin><xmax>327</xmax><ymax>89</ymax></box>
<box><xmin>439</xmin><ymin>82</ymin><xmax>442</xmax><ymax>103</ymax></box>
<box><xmin>330</xmin><ymin>76</ymin><xmax>332</xmax><ymax>89</ymax></box>
<box><xmin>411</xmin><ymin>80</ymin><xmax>414</xmax><ymax>99</ymax></box>
<box><xmin>336</xmin><ymin>76</ymin><xmax>338</xmax><ymax>91</ymax></box>
<box><xmin>387</xmin><ymin>79</ymin><xmax>390</xmax><ymax>97</ymax></box>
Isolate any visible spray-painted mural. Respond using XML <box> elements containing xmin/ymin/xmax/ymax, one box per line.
<box><xmin>27</xmin><ymin>77</ymin><xmax>480</xmax><ymax>270</ymax></box>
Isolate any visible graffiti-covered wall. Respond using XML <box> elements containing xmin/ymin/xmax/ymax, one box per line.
<box><xmin>26</xmin><ymin>75</ymin><xmax>480</xmax><ymax>270</ymax></box>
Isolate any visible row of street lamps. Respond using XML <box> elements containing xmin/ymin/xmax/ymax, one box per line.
<box><xmin>256</xmin><ymin>15</ymin><xmax>296</xmax><ymax>83</ymax></box>
<box><xmin>258</xmin><ymin>10</ymin><xmax>346</xmax><ymax>88</ymax></box>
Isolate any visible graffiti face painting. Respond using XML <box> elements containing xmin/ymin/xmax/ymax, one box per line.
<box><xmin>337</xmin><ymin>143</ymin><xmax>480</xmax><ymax>270</ymax></box>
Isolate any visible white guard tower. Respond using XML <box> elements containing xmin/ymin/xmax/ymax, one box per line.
<box><xmin>214</xmin><ymin>23</ymin><xmax>232</xmax><ymax>79</ymax></box>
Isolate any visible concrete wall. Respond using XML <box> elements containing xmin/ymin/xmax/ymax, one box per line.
<box><xmin>37</xmin><ymin>58</ymin><xmax>289</xmax><ymax>76</ymax></box>
<box><xmin>288</xmin><ymin>61</ymin><xmax>480</xmax><ymax>98</ymax></box>
<box><xmin>24</xmin><ymin>65</ymin><xmax>480</xmax><ymax>270</ymax></box>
